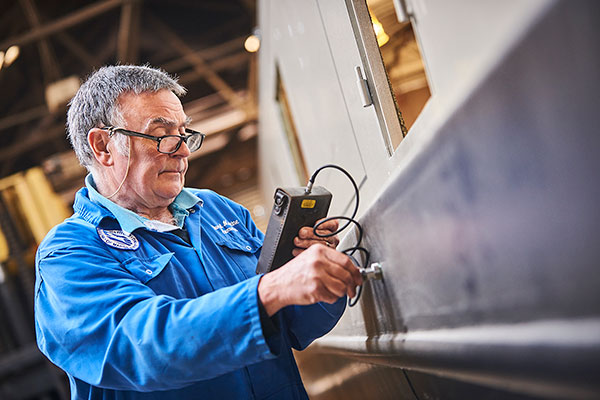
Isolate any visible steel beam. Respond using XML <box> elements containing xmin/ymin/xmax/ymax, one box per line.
<box><xmin>117</xmin><ymin>0</ymin><xmax>141</xmax><ymax>63</ymax></box>
<box><xmin>55</xmin><ymin>32</ymin><xmax>103</xmax><ymax>68</ymax></box>
<box><xmin>149</xmin><ymin>14</ymin><xmax>246</xmax><ymax>112</ymax></box>
<box><xmin>19</xmin><ymin>0</ymin><xmax>61</xmax><ymax>83</ymax></box>
<box><xmin>0</xmin><ymin>106</ymin><xmax>48</xmax><ymax>132</ymax></box>
<box><xmin>0</xmin><ymin>0</ymin><xmax>124</xmax><ymax>50</ymax></box>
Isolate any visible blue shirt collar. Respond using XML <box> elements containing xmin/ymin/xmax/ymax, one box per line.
<box><xmin>85</xmin><ymin>174</ymin><xmax>201</xmax><ymax>234</ymax></box>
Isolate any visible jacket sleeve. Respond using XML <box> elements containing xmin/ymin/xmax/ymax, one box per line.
<box><xmin>35</xmin><ymin>241</ymin><xmax>277</xmax><ymax>392</ymax></box>
<box><xmin>281</xmin><ymin>299</ymin><xmax>346</xmax><ymax>350</ymax></box>
<box><xmin>217</xmin><ymin>191</ymin><xmax>347</xmax><ymax>350</ymax></box>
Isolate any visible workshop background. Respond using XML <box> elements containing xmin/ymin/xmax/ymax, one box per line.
<box><xmin>0</xmin><ymin>1</ymin><xmax>264</xmax><ymax>398</ymax></box>
<box><xmin>1</xmin><ymin>0</ymin><xmax>600</xmax><ymax>399</ymax></box>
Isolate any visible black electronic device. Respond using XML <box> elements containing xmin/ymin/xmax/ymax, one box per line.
<box><xmin>255</xmin><ymin>186</ymin><xmax>332</xmax><ymax>274</ymax></box>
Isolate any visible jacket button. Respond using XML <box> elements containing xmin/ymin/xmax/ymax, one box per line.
<box><xmin>245</xmin><ymin>246</ymin><xmax>252</xmax><ymax>251</ymax></box>
<box><xmin>145</xmin><ymin>269</ymin><xmax>153</xmax><ymax>275</ymax></box>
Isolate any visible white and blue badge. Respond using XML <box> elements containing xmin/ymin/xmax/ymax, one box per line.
<box><xmin>97</xmin><ymin>228</ymin><xmax>139</xmax><ymax>250</ymax></box>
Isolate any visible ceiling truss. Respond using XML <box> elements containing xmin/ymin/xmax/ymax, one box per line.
<box><xmin>0</xmin><ymin>0</ymin><xmax>258</xmax><ymax>194</ymax></box>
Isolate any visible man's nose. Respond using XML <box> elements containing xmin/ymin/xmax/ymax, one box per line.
<box><xmin>172</xmin><ymin>139</ymin><xmax>191</xmax><ymax>158</ymax></box>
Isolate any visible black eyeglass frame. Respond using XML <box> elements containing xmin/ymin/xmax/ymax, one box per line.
<box><xmin>101</xmin><ymin>126</ymin><xmax>206</xmax><ymax>154</ymax></box>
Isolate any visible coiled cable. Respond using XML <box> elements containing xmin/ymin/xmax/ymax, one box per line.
<box><xmin>305</xmin><ymin>164</ymin><xmax>369</xmax><ymax>307</ymax></box>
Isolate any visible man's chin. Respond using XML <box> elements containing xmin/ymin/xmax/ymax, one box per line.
<box><xmin>155</xmin><ymin>173</ymin><xmax>184</xmax><ymax>196</ymax></box>
<box><xmin>155</xmin><ymin>184</ymin><xmax>183</xmax><ymax>202</ymax></box>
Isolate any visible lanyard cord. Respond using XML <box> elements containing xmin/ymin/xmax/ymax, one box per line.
<box><xmin>106</xmin><ymin>136</ymin><xmax>132</xmax><ymax>200</ymax></box>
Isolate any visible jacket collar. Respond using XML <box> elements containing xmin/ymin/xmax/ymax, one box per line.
<box><xmin>73</xmin><ymin>174</ymin><xmax>201</xmax><ymax>234</ymax></box>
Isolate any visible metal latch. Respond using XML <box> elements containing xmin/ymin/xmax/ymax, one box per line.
<box><xmin>355</xmin><ymin>66</ymin><xmax>372</xmax><ymax>107</ymax></box>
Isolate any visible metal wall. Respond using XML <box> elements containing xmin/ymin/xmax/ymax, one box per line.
<box><xmin>257</xmin><ymin>0</ymin><xmax>600</xmax><ymax>398</ymax></box>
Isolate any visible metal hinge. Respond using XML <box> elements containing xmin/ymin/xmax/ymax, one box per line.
<box><xmin>355</xmin><ymin>66</ymin><xmax>372</xmax><ymax>107</ymax></box>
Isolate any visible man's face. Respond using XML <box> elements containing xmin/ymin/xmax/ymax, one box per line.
<box><xmin>109</xmin><ymin>89</ymin><xmax>190</xmax><ymax>210</ymax></box>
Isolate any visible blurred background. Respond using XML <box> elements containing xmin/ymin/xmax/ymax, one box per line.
<box><xmin>0</xmin><ymin>1</ymin><xmax>264</xmax><ymax>398</ymax></box>
<box><xmin>0</xmin><ymin>0</ymin><xmax>265</xmax><ymax>221</ymax></box>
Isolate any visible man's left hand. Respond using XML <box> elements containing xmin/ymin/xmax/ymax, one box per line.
<box><xmin>292</xmin><ymin>219</ymin><xmax>340</xmax><ymax>256</ymax></box>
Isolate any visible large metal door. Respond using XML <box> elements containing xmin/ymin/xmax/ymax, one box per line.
<box><xmin>262</xmin><ymin>0</ymin><xmax>370</xmax><ymax>214</ymax></box>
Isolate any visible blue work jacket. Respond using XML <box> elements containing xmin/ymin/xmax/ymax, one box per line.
<box><xmin>34</xmin><ymin>186</ymin><xmax>346</xmax><ymax>399</ymax></box>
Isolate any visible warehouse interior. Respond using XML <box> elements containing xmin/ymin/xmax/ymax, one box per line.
<box><xmin>0</xmin><ymin>0</ymin><xmax>263</xmax><ymax>398</ymax></box>
<box><xmin>2</xmin><ymin>0</ymin><xmax>599</xmax><ymax>399</ymax></box>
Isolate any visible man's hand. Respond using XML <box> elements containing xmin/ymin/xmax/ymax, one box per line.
<box><xmin>258</xmin><ymin>244</ymin><xmax>363</xmax><ymax>316</ymax></box>
<box><xmin>292</xmin><ymin>219</ymin><xmax>340</xmax><ymax>256</ymax></box>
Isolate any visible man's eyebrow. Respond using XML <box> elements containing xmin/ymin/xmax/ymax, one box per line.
<box><xmin>147</xmin><ymin>117</ymin><xmax>177</xmax><ymax>128</ymax></box>
<box><xmin>145</xmin><ymin>116</ymin><xmax>191</xmax><ymax>131</ymax></box>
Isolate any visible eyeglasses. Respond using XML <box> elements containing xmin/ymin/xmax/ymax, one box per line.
<box><xmin>102</xmin><ymin>126</ymin><xmax>206</xmax><ymax>154</ymax></box>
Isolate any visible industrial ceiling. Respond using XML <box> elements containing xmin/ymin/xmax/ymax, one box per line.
<box><xmin>0</xmin><ymin>0</ymin><xmax>259</xmax><ymax>203</ymax></box>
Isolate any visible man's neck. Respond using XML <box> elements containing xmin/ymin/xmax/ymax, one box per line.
<box><xmin>134</xmin><ymin>208</ymin><xmax>176</xmax><ymax>225</ymax></box>
<box><xmin>95</xmin><ymin>178</ymin><xmax>176</xmax><ymax>225</ymax></box>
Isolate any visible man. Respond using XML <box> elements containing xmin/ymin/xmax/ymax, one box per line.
<box><xmin>34</xmin><ymin>65</ymin><xmax>362</xmax><ymax>399</ymax></box>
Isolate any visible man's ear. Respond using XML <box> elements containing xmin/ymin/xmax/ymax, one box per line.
<box><xmin>88</xmin><ymin>128</ymin><xmax>113</xmax><ymax>166</ymax></box>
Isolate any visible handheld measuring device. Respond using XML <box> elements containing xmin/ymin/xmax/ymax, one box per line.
<box><xmin>255</xmin><ymin>186</ymin><xmax>332</xmax><ymax>274</ymax></box>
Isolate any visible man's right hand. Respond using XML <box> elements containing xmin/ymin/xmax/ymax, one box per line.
<box><xmin>257</xmin><ymin>244</ymin><xmax>363</xmax><ymax>316</ymax></box>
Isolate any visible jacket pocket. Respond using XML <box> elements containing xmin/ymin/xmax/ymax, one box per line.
<box><xmin>214</xmin><ymin>232</ymin><xmax>262</xmax><ymax>278</ymax></box>
<box><xmin>121</xmin><ymin>252</ymin><xmax>174</xmax><ymax>284</ymax></box>
<box><xmin>214</xmin><ymin>233</ymin><xmax>262</xmax><ymax>253</ymax></box>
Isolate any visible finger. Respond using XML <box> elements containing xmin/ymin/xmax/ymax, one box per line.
<box><xmin>298</xmin><ymin>227</ymin><xmax>339</xmax><ymax>248</ymax></box>
<box><xmin>307</xmin><ymin>245</ymin><xmax>361</xmax><ymax>292</ymax></box>
<box><xmin>314</xmin><ymin>272</ymin><xmax>350</xmax><ymax>300</ymax></box>
<box><xmin>314</xmin><ymin>229</ymin><xmax>339</xmax><ymax>241</ymax></box>
<box><xmin>305</xmin><ymin>276</ymin><xmax>342</xmax><ymax>304</ymax></box>
<box><xmin>299</xmin><ymin>226</ymin><xmax>334</xmax><ymax>239</ymax></box>
<box><xmin>319</xmin><ymin>261</ymin><xmax>357</xmax><ymax>297</ymax></box>
<box><xmin>298</xmin><ymin>227</ymin><xmax>334</xmax><ymax>239</ymax></box>
<box><xmin>294</xmin><ymin>237</ymin><xmax>336</xmax><ymax>249</ymax></box>
<box><xmin>322</xmin><ymin>248</ymin><xmax>363</xmax><ymax>286</ymax></box>
<box><xmin>322</xmin><ymin>234</ymin><xmax>339</xmax><ymax>247</ymax></box>
<box><xmin>298</xmin><ymin>227</ymin><xmax>313</xmax><ymax>239</ymax></box>
<box><xmin>298</xmin><ymin>222</ymin><xmax>339</xmax><ymax>239</ymax></box>
<box><xmin>315</xmin><ymin>218</ymin><xmax>339</xmax><ymax>232</ymax></box>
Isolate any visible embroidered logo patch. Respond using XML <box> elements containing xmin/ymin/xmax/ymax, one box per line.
<box><xmin>212</xmin><ymin>219</ymin><xmax>239</xmax><ymax>234</ymax></box>
<box><xmin>97</xmin><ymin>228</ymin><xmax>139</xmax><ymax>250</ymax></box>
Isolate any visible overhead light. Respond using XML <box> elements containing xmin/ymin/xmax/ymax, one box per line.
<box><xmin>4</xmin><ymin>45</ymin><xmax>20</xmax><ymax>67</ymax></box>
<box><xmin>371</xmin><ymin>14</ymin><xmax>389</xmax><ymax>47</ymax></box>
<box><xmin>244</xmin><ymin>34</ymin><xmax>260</xmax><ymax>53</ymax></box>
<box><xmin>45</xmin><ymin>75</ymin><xmax>81</xmax><ymax>113</ymax></box>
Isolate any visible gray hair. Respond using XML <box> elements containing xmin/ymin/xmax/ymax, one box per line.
<box><xmin>67</xmin><ymin>65</ymin><xmax>186</xmax><ymax>169</ymax></box>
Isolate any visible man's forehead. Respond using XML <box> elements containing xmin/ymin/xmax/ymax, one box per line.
<box><xmin>147</xmin><ymin>116</ymin><xmax>192</xmax><ymax>127</ymax></box>
<box><xmin>117</xmin><ymin>90</ymin><xmax>189</xmax><ymax>128</ymax></box>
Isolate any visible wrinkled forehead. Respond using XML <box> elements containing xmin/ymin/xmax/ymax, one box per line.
<box><xmin>116</xmin><ymin>89</ymin><xmax>188</xmax><ymax>129</ymax></box>
<box><xmin>143</xmin><ymin>116</ymin><xmax>193</xmax><ymax>132</ymax></box>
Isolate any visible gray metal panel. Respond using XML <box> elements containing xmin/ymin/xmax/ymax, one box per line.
<box><xmin>343</xmin><ymin>0</ymin><xmax>408</xmax><ymax>154</ymax></box>
<box><xmin>316</xmin><ymin>0</ymin><xmax>396</xmax><ymax>208</ymax></box>
<box><xmin>258</xmin><ymin>0</ymin><xmax>303</xmax><ymax>192</ymax></box>
<box><xmin>316</xmin><ymin>1</ymin><xmax>600</xmax><ymax>398</ymax></box>
<box><xmin>266</xmin><ymin>0</ymin><xmax>366</xmax><ymax>214</ymax></box>
<box><xmin>407</xmin><ymin>0</ymin><xmax>552</xmax><ymax>97</ymax></box>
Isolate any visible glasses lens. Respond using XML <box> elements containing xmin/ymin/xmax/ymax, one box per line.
<box><xmin>158</xmin><ymin>136</ymin><xmax>182</xmax><ymax>153</ymax></box>
<box><xmin>186</xmin><ymin>133</ymin><xmax>204</xmax><ymax>152</ymax></box>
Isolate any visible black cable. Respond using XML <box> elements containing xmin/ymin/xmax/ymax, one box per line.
<box><xmin>342</xmin><ymin>247</ymin><xmax>370</xmax><ymax>307</ymax></box>
<box><xmin>305</xmin><ymin>164</ymin><xmax>368</xmax><ymax>307</ymax></box>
